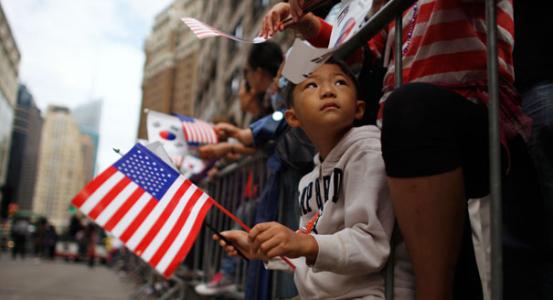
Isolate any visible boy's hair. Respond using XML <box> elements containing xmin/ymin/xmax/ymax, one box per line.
<box><xmin>248</xmin><ymin>42</ymin><xmax>283</xmax><ymax>77</ymax></box>
<box><xmin>285</xmin><ymin>58</ymin><xmax>360</xmax><ymax>107</ymax></box>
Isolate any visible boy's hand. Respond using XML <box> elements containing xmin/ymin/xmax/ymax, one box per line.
<box><xmin>213</xmin><ymin>230</ymin><xmax>266</xmax><ymax>260</ymax></box>
<box><xmin>248</xmin><ymin>222</ymin><xmax>319</xmax><ymax>264</ymax></box>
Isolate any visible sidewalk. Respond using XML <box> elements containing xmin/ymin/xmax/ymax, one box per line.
<box><xmin>0</xmin><ymin>255</ymin><xmax>136</xmax><ymax>300</ymax></box>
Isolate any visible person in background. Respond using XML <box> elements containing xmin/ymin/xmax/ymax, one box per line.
<box><xmin>514</xmin><ymin>2</ymin><xmax>553</xmax><ymax>299</ymax></box>
<box><xmin>11</xmin><ymin>217</ymin><xmax>29</xmax><ymax>260</ymax></box>
<box><xmin>195</xmin><ymin>42</ymin><xmax>284</xmax><ymax>298</ymax></box>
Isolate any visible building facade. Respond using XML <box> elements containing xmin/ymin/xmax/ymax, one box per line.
<box><xmin>194</xmin><ymin>0</ymin><xmax>281</xmax><ymax>125</ymax></box>
<box><xmin>137</xmin><ymin>0</ymin><xmax>202</xmax><ymax>139</ymax></box>
<box><xmin>33</xmin><ymin>106</ymin><xmax>84</xmax><ymax>229</ymax></box>
<box><xmin>2</xmin><ymin>85</ymin><xmax>42</xmax><ymax>216</ymax></box>
<box><xmin>137</xmin><ymin>0</ymin><xmax>296</xmax><ymax>141</ymax></box>
<box><xmin>0</xmin><ymin>3</ymin><xmax>21</xmax><ymax>209</ymax></box>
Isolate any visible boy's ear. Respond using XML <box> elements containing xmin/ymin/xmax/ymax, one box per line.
<box><xmin>354</xmin><ymin>100</ymin><xmax>365</xmax><ymax>121</ymax></box>
<box><xmin>285</xmin><ymin>108</ymin><xmax>302</xmax><ymax>128</ymax></box>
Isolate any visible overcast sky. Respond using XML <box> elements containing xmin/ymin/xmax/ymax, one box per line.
<box><xmin>2</xmin><ymin>0</ymin><xmax>174</xmax><ymax>173</ymax></box>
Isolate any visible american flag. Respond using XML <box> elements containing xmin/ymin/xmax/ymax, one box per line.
<box><xmin>176</xmin><ymin>114</ymin><xmax>218</xmax><ymax>146</ymax></box>
<box><xmin>71</xmin><ymin>143</ymin><xmax>213</xmax><ymax>278</ymax></box>
<box><xmin>181</xmin><ymin>17</ymin><xmax>266</xmax><ymax>43</ymax></box>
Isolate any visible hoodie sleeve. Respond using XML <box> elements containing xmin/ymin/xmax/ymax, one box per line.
<box><xmin>311</xmin><ymin>146</ymin><xmax>394</xmax><ymax>275</ymax></box>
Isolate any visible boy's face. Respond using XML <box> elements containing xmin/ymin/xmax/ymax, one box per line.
<box><xmin>285</xmin><ymin>64</ymin><xmax>364</xmax><ymax>133</ymax></box>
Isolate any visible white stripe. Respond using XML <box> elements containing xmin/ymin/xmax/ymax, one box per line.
<box><xmin>189</xmin><ymin>123</ymin><xmax>201</xmax><ymax>143</ymax></box>
<box><xmin>155</xmin><ymin>193</ymin><xmax>209</xmax><ymax>273</ymax></box>
<box><xmin>141</xmin><ymin>184</ymin><xmax>198</xmax><ymax>261</ymax></box>
<box><xmin>198</xmin><ymin>121</ymin><xmax>215</xmax><ymax>143</ymax></box>
<box><xmin>126</xmin><ymin>176</ymin><xmax>186</xmax><ymax>251</ymax></box>
<box><xmin>95</xmin><ymin>182</ymin><xmax>138</xmax><ymax>226</ymax></box>
<box><xmin>80</xmin><ymin>172</ymin><xmax>125</xmax><ymax>215</ymax></box>
<box><xmin>111</xmin><ymin>192</ymin><xmax>151</xmax><ymax>238</ymax></box>
<box><xmin>194</xmin><ymin>123</ymin><xmax>209</xmax><ymax>144</ymax></box>
<box><xmin>183</xmin><ymin>123</ymin><xmax>197</xmax><ymax>143</ymax></box>
<box><xmin>203</xmin><ymin>122</ymin><xmax>217</xmax><ymax>143</ymax></box>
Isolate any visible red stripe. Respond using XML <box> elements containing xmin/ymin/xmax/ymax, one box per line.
<box><xmin>71</xmin><ymin>167</ymin><xmax>117</xmax><ymax>208</ymax></box>
<box><xmin>88</xmin><ymin>177</ymin><xmax>131</xmax><ymax>220</ymax></box>
<box><xmin>120</xmin><ymin>197</ymin><xmax>157</xmax><ymax>243</ymax></box>
<box><xmin>162</xmin><ymin>199</ymin><xmax>213</xmax><ymax>278</ymax></box>
<box><xmin>149</xmin><ymin>188</ymin><xmax>204</xmax><ymax>266</ymax></box>
<box><xmin>134</xmin><ymin>180</ymin><xmax>192</xmax><ymax>256</ymax></box>
<box><xmin>104</xmin><ymin>188</ymin><xmax>145</xmax><ymax>232</ymax></box>
<box><xmin>384</xmin><ymin>50</ymin><xmax>489</xmax><ymax>87</ymax></box>
<box><xmin>181</xmin><ymin>123</ymin><xmax>190</xmax><ymax>141</ymax></box>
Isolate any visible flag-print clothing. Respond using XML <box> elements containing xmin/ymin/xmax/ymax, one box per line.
<box><xmin>309</xmin><ymin>0</ymin><xmax>531</xmax><ymax>143</ymax></box>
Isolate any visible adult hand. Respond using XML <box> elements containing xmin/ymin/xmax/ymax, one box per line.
<box><xmin>214</xmin><ymin>123</ymin><xmax>253</xmax><ymax>146</ymax></box>
<box><xmin>248</xmin><ymin>222</ymin><xmax>318</xmax><ymax>263</ymax></box>
<box><xmin>213</xmin><ymin>122</ymin><xmax>240</xmax><ymax>140</ymax></box>
<box><xmin>261</xmin><ymin>2</ymin><xmax>294</xmax><ymax>39</ymax></box>
<box><xmin>198</xmin><ymin>143</ymin><xmax>232</xmax><ymax>159</ymax></box>
<box><xmin>289</xmin><ymin>0</ymin><xmax>305</xmax><ymax>22</ymax></box>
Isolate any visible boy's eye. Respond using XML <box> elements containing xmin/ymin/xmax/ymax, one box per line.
<box><xmin>305</xmin><ymin>82</ymin><xmax>318</xmax><ymax>89</ymax></box>
<box><xmin>335</xmin><ymin>79</ymin><xmax>347</xmax><ymax>86</ymax></box>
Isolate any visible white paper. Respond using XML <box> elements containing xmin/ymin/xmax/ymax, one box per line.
<box><xmin>328</xmin><ymin>0</ymin><xmax>374</xmax><ymax>48</ymax></box>
<box><xmin>282</xmin><ymin>0</ymin><xmax>376</xmax><ymax>84</ymax></box>
<box><xmin>282</xmin><ymin>39</ymin><xmax>334</xmax><ymax>84</ymax></box>
<box><xmin>179</xmin><ymin>155</ymin><xmax>206</xmax><ymax>179</ymax></box>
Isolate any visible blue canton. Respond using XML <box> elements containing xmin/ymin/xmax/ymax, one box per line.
<box><xmin>114</xmin><ymin>144</ymin><xmax>180</xmax><ymax>201</ymax></box>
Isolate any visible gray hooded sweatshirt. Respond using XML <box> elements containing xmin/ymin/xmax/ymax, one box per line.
<box><xmin>269</xmin><ymin>125</ymin><xmax>414</xmax><ymax>299</ymax></box>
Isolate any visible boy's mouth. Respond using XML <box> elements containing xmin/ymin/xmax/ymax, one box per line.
<box><xmin>320</xmin><ymin>102</ymin><xmax>340</xmax><ymax>111</ymax></box>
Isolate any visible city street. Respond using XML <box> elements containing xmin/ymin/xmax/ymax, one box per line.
<box><xmin>0</xmin><ymin>255</ymin><xmax>136</xmax><ymax>300</ymax></box>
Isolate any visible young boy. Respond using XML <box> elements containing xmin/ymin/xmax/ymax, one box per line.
<box><xmin>215</xmin><ymin>60</ymin><xmax>414</xmax><ymax>299</ymax></box>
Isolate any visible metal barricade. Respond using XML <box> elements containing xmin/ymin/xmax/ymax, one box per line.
<box><xmin>192</xmin><ymin>154</ymin><xmax>270</xmax><ymax>297</ymax></box>
<box><xmin>334</xmin><ymin>0</ymin><xmax>503</xmax><ymax>299</ymax></box>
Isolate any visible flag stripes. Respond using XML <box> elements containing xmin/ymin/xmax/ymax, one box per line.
<box><xmin>162</xmin><ymin>196</ymin><xmax>213</xmax><ymax>277</ymax></box>
<box><xmin>178</xmin><ymin>116</ymin><xmax>218</xmax><ymax>145</ymax></box>
<box><xmin>71</xmin><ymin>144</ymin><xmax>213</xmax><ymax>277</ymax></box>
<box><xmin>181</xmin><ymin>17</ymin><xmax>266</xmax><ymax>44</ymax></box>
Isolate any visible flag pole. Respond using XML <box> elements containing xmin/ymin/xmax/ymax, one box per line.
<box><xmin>112</xmin><ymin>146</ymin><xmax>296</xmax><ymax>269</ymax></box>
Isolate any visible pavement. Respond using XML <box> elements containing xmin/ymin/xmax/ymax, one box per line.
<box><xmin>0</xmin><ymin>255</ymin><xmax>136</xmax><ymax>300</ymax></box>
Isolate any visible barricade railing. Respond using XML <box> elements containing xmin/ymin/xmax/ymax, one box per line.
<box><xmin>193</xmin><ymin>154</ymin><xmax>270</xmax><ymax>298</ymax></box>
<box><xmin>334</xmin><ymin>0</ymin><xmax>502</xmax><ymax>299</ymax></box>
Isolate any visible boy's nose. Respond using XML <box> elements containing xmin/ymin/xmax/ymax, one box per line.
<box><xmin>319</xmin><ymin>84</ymin><xmax>336</xmax><ymax>99</ymax></box>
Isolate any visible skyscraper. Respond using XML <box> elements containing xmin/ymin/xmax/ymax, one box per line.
<box><xmin>0</xmin><ymin>2</ymin><xmax>21</xmax><ymax>211</ymax></box>
<box><xmin>2</xmin><ymin>85</ymin><xmax>42</xmax><ymax>216</ymax></box>
<box><xmin>73</xmin><ymin>100</ymin><xmax>102</xmax><ymax>181</ymax></box>
<box><xmin>33</xmin><ymin>106</ymin><xmax>84</xmax><ymax>228</ymax></box>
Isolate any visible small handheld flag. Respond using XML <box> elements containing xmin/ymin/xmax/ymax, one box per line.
<box><xmin>72</xmin><ymin>143</ymin><xmax>213</xmax><ymax>278</ymax></box>
<box><xmin>175</xmin><ymin>114</ymin><xmax>218</xmax><ymax>146</ymax></box>
<box><xmin>182</xmin><ymin>17</ymin><xmax>266</xmax><ymax>43</ymax></box>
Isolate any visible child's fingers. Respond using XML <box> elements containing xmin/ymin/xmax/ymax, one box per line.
<box><xmin>259</xmin><ymin>237</ymin><xmax>281</xmax><ymax>255</ymax></box>
<box><xmin>248</xmin><ymin>222</ymin><xmax>272</xmax><ymax>241</ymax></box>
